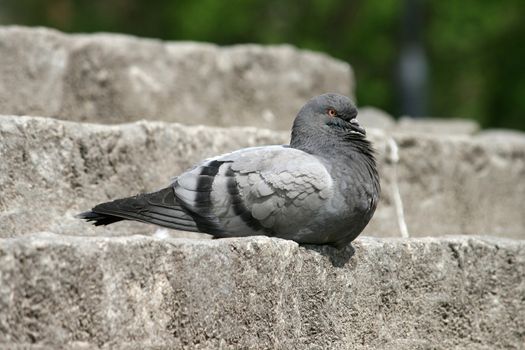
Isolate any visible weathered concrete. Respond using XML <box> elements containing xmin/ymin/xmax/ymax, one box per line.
<box><xmin>392</xmin><ymin>132</ymin><xmax>525</xmax><ymax>239</ymax></box>
<box><xmin>478</xmin><ymin>129</ymin><xmax>525</xmax><ymax>142</ymax></box>
<box><xmin>358</xmin><ymin>107</ymin><xmax>396</xmax><ymax>131</ymax></box>
<box><xmin>397</xmin><ymin>117</ymin><xmax>480</xmax><ymax>135</ymax></box>
<box><xmin>0</xmin><ymin>233</ymin><xmax>523</xmax><ymax>349</ymax></box>
<box><xmin>1</xmin><ymin>115</ymin><xmax>525</xmax><ymax>240</ymax></box>
<box><xmin>0</xmin><ymin>115</ymin><xmax>287</xmax><ymax>238</ymax></box>
<box><xmin>0</xmin><ymin>26</ymin><xmax>353</xmax><ymax>130</ymax></box>
<box><xmin>0</xmin><ymin>25</ymin><xmax>524</xmax><ymax>350</ymax></box>
<box><xmin>356</xmin><ymin>108</ymin><xmax>481</xmax><ymax>135</ymax></box>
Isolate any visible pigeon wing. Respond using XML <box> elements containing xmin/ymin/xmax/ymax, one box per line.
<box><xmin>173</xmin><ymin>146</ymin><xmax>334</xmax><ymax>237</ymax></box>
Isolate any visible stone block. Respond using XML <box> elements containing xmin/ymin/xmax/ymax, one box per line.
<box><xmin>0</xmin><ymin>234</ymin><xmax>523</xmax><ymax>349</ymax></box>
<box><xmin>0</xmin><ymin>26</ymin><xmax>353</xmax><ymax>130</ymax></box>
<box><xmin>358</xmin><ymin>106</ymin><xmax>396</xmax><ymax>130</ymax></box>
<box><xmin>0</xmin><ymin>115</ymin><xmax>287</xmax><ymax>237</ymax></box>
<box><xmin>2</xmin><ymin>115</ymin><xmax>525</xmax><ymax>240</ymax></box>
<box><xmin>393</xmin><ymin>132</ymin><xmax>525</xmax><ymax>239</ymax></box>
<box><xmin>397</xmin><ymin>117</ymin><xmax>480</xmax><ymax>135</ymax></box>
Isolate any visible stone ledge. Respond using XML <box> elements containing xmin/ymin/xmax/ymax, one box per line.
<box><xmin>0</xmin><ymin>115</ymin><xmax>287</xmax><ymax>237</ymax></box>
<box><xmin>0</xmin><ymin>26</ymin><xmax>352</xmax><ymax>130</ymax></box>
<box><xmin>0</xmin><ymin>233</ymin><xmax>523</xmax><ymax>349</ymax></box>
<box><xmin>2</xmin><ymin>115</ymin><xmax>525</xmax><ymax>239</ymax></box>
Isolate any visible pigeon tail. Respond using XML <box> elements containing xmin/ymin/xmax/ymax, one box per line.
<box><xmin>76</xmin><ymin>211</ymin><xmax>125</xmax><ymax>226</ymax></box>
<box><xmin>77</xmin><ymin>187</ymin><xmax>199</xmax><ymax>232</ymax></box>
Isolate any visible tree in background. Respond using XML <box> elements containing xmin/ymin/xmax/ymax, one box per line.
<box><xmin>2</xmin><ymin>0</ymin><xmax>524</xmax><ymax>130</ymax></box>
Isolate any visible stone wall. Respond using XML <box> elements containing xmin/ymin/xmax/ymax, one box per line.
<box><xmin>0</xmin><ymin>27</ymin><xmax>524</xmax><ymax>349</ymax></box>
<box><xmin>1</xmin><ymin>115</ymin><xmax>524</xmax><ymax>240</ymax></box>
<box><xmin>0</xmin><ymin>26</ymin><xmax>352</xmax><ymax>130</ymax></box>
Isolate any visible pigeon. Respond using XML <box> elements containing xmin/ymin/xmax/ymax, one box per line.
<box><xmin>77</xmin><ymin>93</ymin><xmax>380</xmax><ymax>247</ymax></box>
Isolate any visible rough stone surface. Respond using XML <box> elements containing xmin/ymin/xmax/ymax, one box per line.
<box><xmin>0</xmin><ymin>26</ymin><xmax>353</xmax><ymax>130</ymax></box>
<box><xmin>397</xmin><ymin>117</ymin><xmax>480</xmax><ymax>135</ymax></box>
<box><xmin>0</xmin><ymin>233</ymin><xmax>523</xmax><ymax>349</ymax></box>
<box><xmin>0</xmin><ymin>115</ymin><xmax>287</xmax><ymax>238</ymax></box>
<box><xmin>2</xmin><ymin>24</ymin><xmax>524</xmax><ymax>350</ymax></box>
<box><xmin>477</xmin><ymin>129</ymin><xmax>525</xmax><ymax>142</ymax></box>
<box><xmin>358</xmin><ymin>106</ymin><xmax>396</xmax><ymax>130</ymax></box>
<box><xmin>1</xmin><ymin>115</ymin><xmax>525</xmax><ymax>240</ymax></box>
<box><xmin>356</xmin><ymin>109</ymin><xmax>482</xmax><ymax>136</ymax></box>
<box><xmin>392</xmin><ymin>132</ymin><xmax>525</xmax><ymax>239</ymax></box>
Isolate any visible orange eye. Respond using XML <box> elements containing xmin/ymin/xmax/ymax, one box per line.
<box><xmin>327</xmin><ymin>108</ymin><xmax>337</xmax><ymax>117</ymax></box>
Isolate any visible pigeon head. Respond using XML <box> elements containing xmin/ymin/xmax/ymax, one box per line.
<box><xmin>294</xmin><ymin>93</ymin><xmax>365</xmax><ymax>136</ymax></box>
<box><xmin>290</xmin><ymin>93</ymin><xmax>369</xmax><ymax>154</ymax></box>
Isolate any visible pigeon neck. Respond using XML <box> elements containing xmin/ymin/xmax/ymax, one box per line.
<box><xmin>291</xmin><ymin>124</ymin><xmax>379</xmax><ymax>185</ymax></box>
<box><xmin>290</xmin><ymin>124</ymin><xmax>372</xmax><ymax>160</ymax></box>
<box><xmin>290</xmin><ymin>123</ymin><xmax>376</xmax><ymax>172</ymax></box>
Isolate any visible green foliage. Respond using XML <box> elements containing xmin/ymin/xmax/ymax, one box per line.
<box><xmin>2</xmin><ymin>0</ymin><xmax>524</xmax><ymax>130</ymax></box>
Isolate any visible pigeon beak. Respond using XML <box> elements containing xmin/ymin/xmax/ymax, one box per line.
<box><xmin>349</xmin><ymin>118</ymin><xmax>366</xmax><ymax>135</ymax></box>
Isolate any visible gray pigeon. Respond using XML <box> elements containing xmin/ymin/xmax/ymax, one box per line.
<box><xmin>78</xmin><ymin>93</ymin><xmax>380</xmax><ymax>247</ymax></box>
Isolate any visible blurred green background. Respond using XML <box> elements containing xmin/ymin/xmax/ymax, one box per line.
<box><xmin>2</xmin><ymin>0</ymin><xmax>524</xmax><ymax>130</ymax></box>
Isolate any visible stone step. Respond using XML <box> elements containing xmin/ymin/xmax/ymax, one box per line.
<box><xmin>0</xmin><ymin>115</ymin><xmax>287</xmax><ymax>238</ymax></box>
<box><xmin>1</xmin><ymin>25</ymin><xmax>524</xmax><ymax>350</ymax></box>
<box><xmin>1</xmin><ymin>115</ymin><xmax>525</xmax><ymax>239</ymax></box>
<box><xmin>0</xmin><ymin>233</ymin><xmax>523</xmax><ymax>349</ymax></box>
<box><xmin>0</xmin><ymin>26</ymin><xmax>352</xmax><ymax>130</ymax></box>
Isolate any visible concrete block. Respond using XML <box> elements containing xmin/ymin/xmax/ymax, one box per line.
<box><xmin>2</xmin><ymin>115</ymin><xmax>525</xmax><ymax>240</ymax></box>
<box><xmin>0</xmin><ymin>26</ymin><xmax>353</xmax><ymax>130</ymax></box>
<box><xmin>0</xmin><ymin>115</ymin><xmax>287</xmax><ymax>237</ymax></box>
<box><xmin>358</xmin><ymin>106</ymin><xmax>396</xmax><ymax>131</ymax></box>
<box><xmin>397</xmin><ymin>117</ymin><xmax>480</xmax><ymax>135</ymax></box>
<box><xmin>393</xmin><ymin>133</ymin><xmax>525</xmax><ymax>239</ymax></box>
<box><xmin>0</xmin><ymin>234</ymin><xmax>523</xmax><ymax>349</ymax></box>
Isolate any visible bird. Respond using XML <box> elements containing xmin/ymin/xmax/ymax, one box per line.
<box><xmin>77</xmin><ymin>93</ymin><xmax>380</xmax><ymax>248</ymax></box>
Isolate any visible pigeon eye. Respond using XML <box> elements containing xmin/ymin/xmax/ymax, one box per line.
<box><xmin>327</xmin><ymin>108</ymin><xmax>337</xmax><ymax>117</ymax></box>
